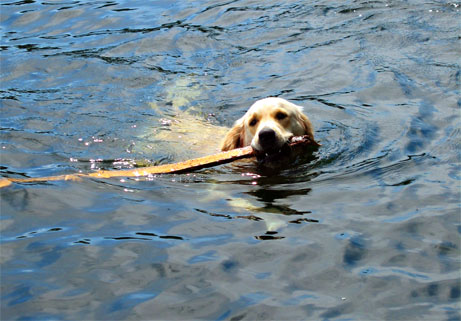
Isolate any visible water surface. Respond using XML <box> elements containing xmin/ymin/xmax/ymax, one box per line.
<box><xmin>1</xmin><ymin>1</ymin><xmax>460</xmax><ymax>320</ymax></box>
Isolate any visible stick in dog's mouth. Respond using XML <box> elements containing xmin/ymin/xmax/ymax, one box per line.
<box><xmin>254</xmin><ymin>135</ymin><xmax>320</xmax><ymax>161</ymax></box>
<box><xmin>0</xmin><ymin>135</ymin><xmax>320</xmax><ymax>188</ymax></box>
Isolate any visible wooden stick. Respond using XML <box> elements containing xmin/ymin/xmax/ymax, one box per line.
<box><xmin>0</xmin><ymin>136</ymin><xmax>318</xmax><ymax>188</ymax></box>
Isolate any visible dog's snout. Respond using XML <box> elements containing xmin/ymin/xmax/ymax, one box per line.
<box><xmin>258</xmin><ymin>127</ymin><xmax>276</xmax><ymax>144</ymax></box>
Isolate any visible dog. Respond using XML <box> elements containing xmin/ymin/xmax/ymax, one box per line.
<box><xmin>220</xmin><ymin>97</ymin><xmax>319</xmax><ymax>157</ymax></box>
<box><xmin>147</xmin><ymin>95</ymin><xmax>319</xmax><ymax>232</ymax></box>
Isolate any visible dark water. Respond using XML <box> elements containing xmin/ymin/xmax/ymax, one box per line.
<box><xmin>1</xmin><ymin>1</ymin><xmax>460</xmax><ymax>320</ymax></box>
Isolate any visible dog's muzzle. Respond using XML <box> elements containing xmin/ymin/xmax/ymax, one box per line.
<box><xmin>253</xmin><ymin>127</ymin><xmax>290</xmax><ymax>157</ymax></box>
<box><xmin>258</xmin><ymin>127</ymin><xmax>277</xmax><ymax>149</ymax></box>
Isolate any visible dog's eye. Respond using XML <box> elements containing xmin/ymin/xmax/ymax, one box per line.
<box><xmin>276</xmin><ymin>112</ymin><xmax>287</xmax><ymax>120</ymax></box>
<box><xmin>249</xmin><ymin>118</ymin><xmax>258</xmax><ymax>126</ymax></box>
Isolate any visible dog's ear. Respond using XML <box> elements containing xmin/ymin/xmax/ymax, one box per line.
<box><xmin>220</xmin><ymin>119</ymin><xmax>245</xmax><ymax>151</ymax></box>
<box><xmin>297</xmin><ymin>112</ymin><xmax>321</xmax><ymax>146</ymax></box>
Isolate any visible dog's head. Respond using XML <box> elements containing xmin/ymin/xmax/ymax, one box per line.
<box><xmin>220</xmin><ymin>97</ymin><xmax>318</xmax><ymax>155</ymax></box>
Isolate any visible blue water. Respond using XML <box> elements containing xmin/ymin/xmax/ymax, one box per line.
<box><xmin>1</xmin><ymin>1</ymin><xmax>460</xmax><ymax>320</ymax></box>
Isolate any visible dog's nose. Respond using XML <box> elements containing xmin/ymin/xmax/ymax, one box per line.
<box><xmin>258</xmin><ymin>127</ymin><xmax>276</xmax><ymax>145</ymax></box>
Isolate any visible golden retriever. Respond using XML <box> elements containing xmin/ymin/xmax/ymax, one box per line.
<box><xmin>220</xmin><ymin>97</ymin><xmax>318</xmax><ymax>155</ymax></box>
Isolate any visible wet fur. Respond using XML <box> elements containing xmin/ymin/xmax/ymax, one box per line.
<box><xmin>220</xmin><ymin>97</ymin><xmax>318</xmax><ymax>153</ymax></box>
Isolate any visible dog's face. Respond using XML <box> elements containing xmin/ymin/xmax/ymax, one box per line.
<box><xmin>220</xmin><ymin>97</ymin><xmax>318</xmax><ymax>154</ymax></box>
